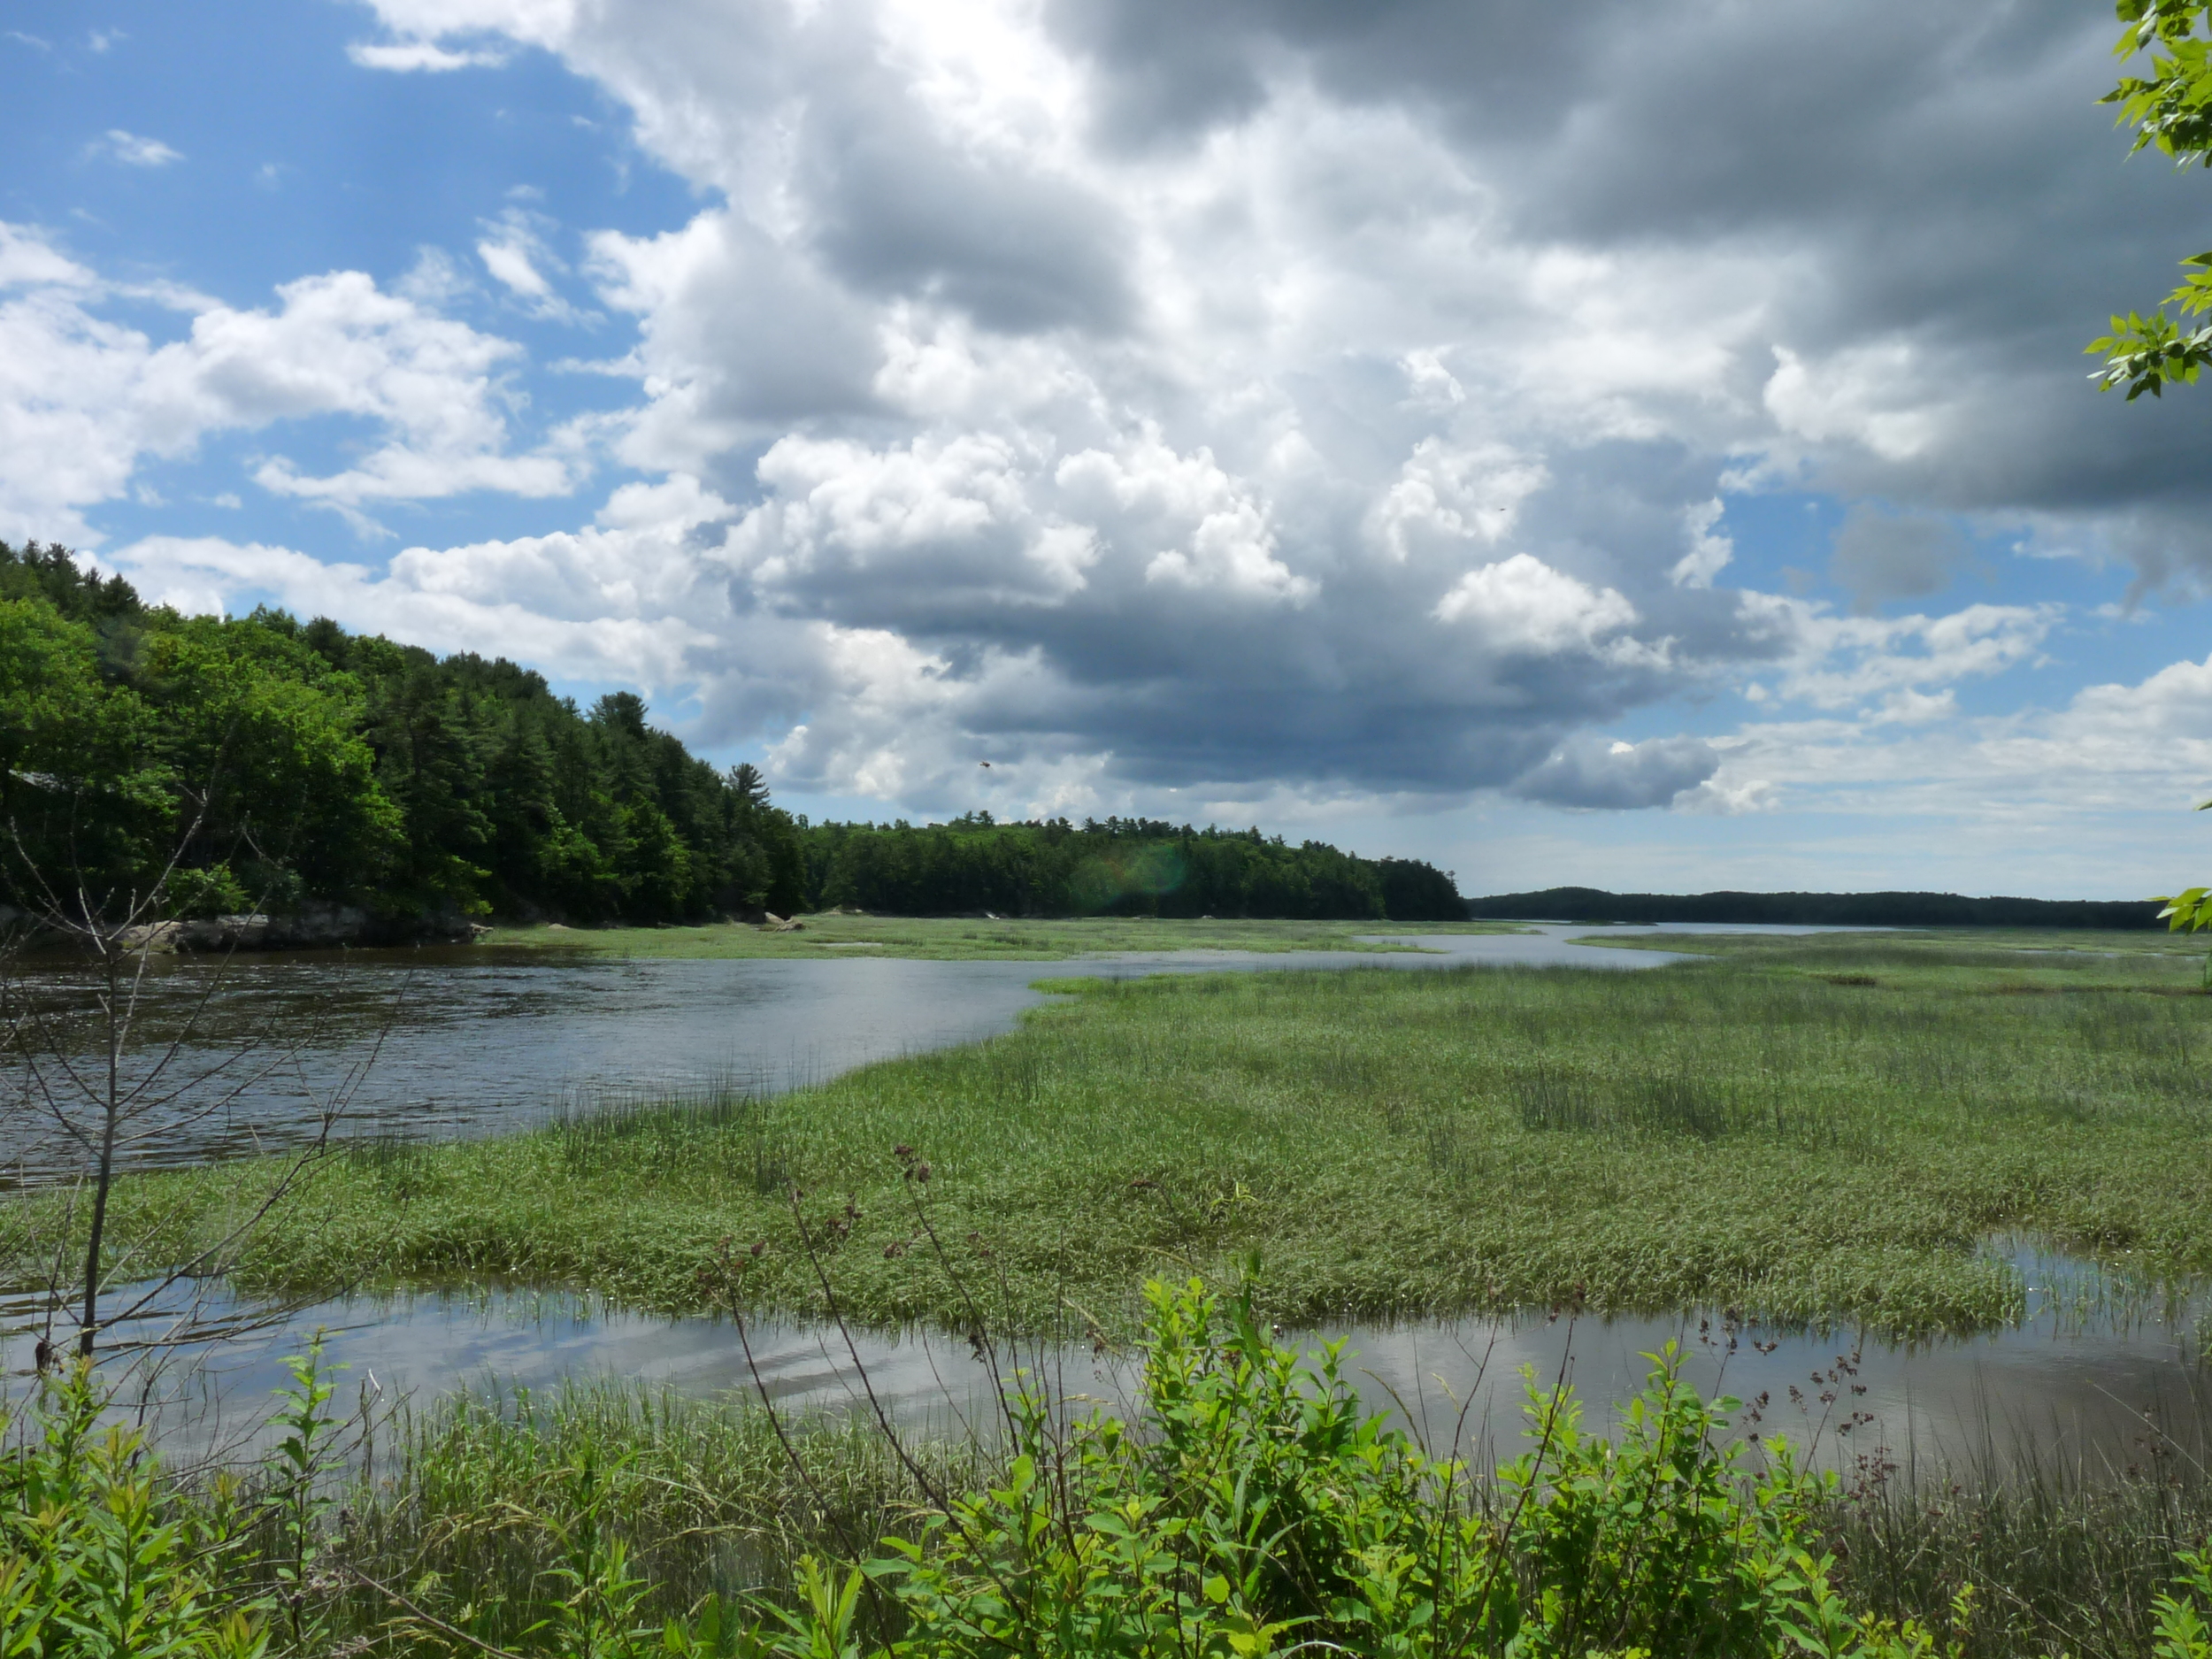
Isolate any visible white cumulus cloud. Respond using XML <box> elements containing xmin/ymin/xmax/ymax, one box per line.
<box><xmin>0</xmin><ymin>227</ymin><xmax>580</xmax><ymax>541</ymax></box>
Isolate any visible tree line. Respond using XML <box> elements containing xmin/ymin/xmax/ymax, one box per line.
<box><xmin>0</xmin><ymin>541</ymin><xmax>1461</xmax><ymax>927</ymax></box>
<box><xmin>801</xmin><ymin>814</ymin><xmax>1464</xmax><ymax>921</ymax></box>
<box><xmin>1465</xmin><ymin>886</ymin><xmax>2162</xmax><ymax>929</ymax></box>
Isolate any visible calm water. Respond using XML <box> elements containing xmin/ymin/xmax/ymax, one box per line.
<box><xmin>1</xmin><ymin>926</ymin><xmax>1701</xmax><ymax>1182</ymax></box>
<box><xmin>7</xmin><ymin>1239</ymin><xmax>2200</xmax><ymax>1479</ymax></box>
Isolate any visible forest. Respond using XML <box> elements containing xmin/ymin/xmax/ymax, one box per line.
<box><xmin>0</xmin><ymin>541</ymin><xmax>1462</xmax><ymax>929</ymax></box>
<box><xmin>1466</xmin><ymin>886</ymin><xmax>2162</xmax><ymax>929</ymax></box>
<box><xmin>802</xmin><ymin>814</ymin><xmax>1463</xmax><ymax>920</ymax></box>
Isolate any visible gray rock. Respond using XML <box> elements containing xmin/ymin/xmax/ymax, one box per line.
<box><xmin>119</xmin><ymin>902</ymin><xmax>481</xmax><ymax>954</ymax></box>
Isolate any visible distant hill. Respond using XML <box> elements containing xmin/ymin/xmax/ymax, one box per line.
<box><xmin>1464</xmin><ymin>887</ymin><xmax>2164</xmax><ymax>929</ymax></box>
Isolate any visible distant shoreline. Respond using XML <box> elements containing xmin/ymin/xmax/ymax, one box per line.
<box><xmin>1465</xmin><ymin>887</ymin><xmax>2164</xmax><ymax>929</ymax></box>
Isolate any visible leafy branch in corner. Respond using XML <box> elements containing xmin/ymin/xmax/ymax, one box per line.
<box><xmin>2090</xmin><ymin>1</ymin><xmax>2212</xmax><ymax>397</ymax></box>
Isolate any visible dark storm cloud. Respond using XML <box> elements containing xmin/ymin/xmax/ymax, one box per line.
<box><xmin>799</xmin><ymin>77</ymin><xmax>1136</xmax><ymax>335</ymax></box>
<box><xmin>1041</xmin><ymin>0</ymin><xmax>1567</xmax><ymax>150</ymax></box>
<box><xmin>1041</xmin><ymin>0</ymin><xmax>2212</xmax><ymax>547</ymax></box>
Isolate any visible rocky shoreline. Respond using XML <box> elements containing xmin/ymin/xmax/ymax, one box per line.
<box><xmin>116</xmin><ymin>902</ymin><xmax>488</xmax><ymax>953</ymax></box>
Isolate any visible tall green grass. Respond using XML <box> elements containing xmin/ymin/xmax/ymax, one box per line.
<box><xmin>329</xmin><ymin>1376</ymin><xmax>979</xmax><ymax>1647</ymax></box>
<box><xmin>1821</xmin><ymin>1391</ymin><xmax>2212</xmax><ymax>1656</ymax></box>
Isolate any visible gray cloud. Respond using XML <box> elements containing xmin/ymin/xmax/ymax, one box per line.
<box><xmin>1509</xmin><ymin>735</ymin><xmax>1722</xmax><ymax>810</ymax></box>
<box><xmin>800</xmin><ymin>98</ymin><xmax>1137</xmax><ymax>335</ymax></box>
<box><xmin>1033</xmin><ymin>0</ymin><xmax>2212</xmax><ymax>535</ymax></box>
<box><xmin>1828</xmin><ymin>506</ymin><xmax>1969</xmax><ymax>611</ymax></box>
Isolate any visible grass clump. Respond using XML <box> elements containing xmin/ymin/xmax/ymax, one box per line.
<box><xmin>1824</xmin><ymin>1445</ymin><xmax>2212</xmax><ymax>1658</ymax></box>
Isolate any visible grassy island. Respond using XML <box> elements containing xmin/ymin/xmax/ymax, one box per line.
<box><xmin>484</xmin><ymin>912</ymin><xmax>1517</xmax><ymax>960</ymax></box>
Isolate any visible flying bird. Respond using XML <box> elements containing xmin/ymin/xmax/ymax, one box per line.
<box><xmin>979</xmin><ymin>760</ymin><xmax>992</xmax><ymax>767</ymax></box>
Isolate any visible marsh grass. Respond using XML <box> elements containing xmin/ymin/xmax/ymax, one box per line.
<box><xmin>320</xmin><ymin>1377</ymin><xmax>979</xmax><ymax>1648</ymax></box>
<box><xmin>22</xmin><ymin>932</ymin><xmax>2212</xmax><ymax>1340</ymax></box>
<box><xmin>286</xmin><ymin>1347</ymin><xmax>2212</xmax><ymax>1658</ymax></box>
<box><xmin>539</xmin><ymin>1082</ymin><xmax>803</xmax><ymax>1196</ymax></box>
<box><xmin>1509</xmin><ymin>1055</ymin><xmax>1875</xmax><ymax>1148</ymax></box>
<box><xmin>1820</xmin><ymin>1386</ymin><xmax>2212</xmax><ymax>1658</ymax></box>
<box><xmin>488</xmin><ymin>912</ymin><xmax>1511</xmax><ymax>962</ymax></box>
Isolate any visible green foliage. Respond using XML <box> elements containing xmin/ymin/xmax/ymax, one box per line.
<box><xmin>0</xmin><ymin>541</ymin><xmax>808</xmax><ymax>928</ymax></box>
<box><xmin>2108</xmin><ymin>1</ymin><xmax>2212</xmax><ymax>170</ymax></box>
<box><xmin>2149</xmin><ymin>796</ymin><xmax>2212</xmax><ymax>985</ymax></box>
<box><xmin>0</xmin><ymin>595</ymin><xmax>169</xmax><ymax>903</ymax></box>
<box><xmin>725</xmin><ymin>1279</ymin><xmax>2008</xmax><ymax>1658</ymax></box>
<box><xmin>0</xmin><ymin>1285</ymin><xmax>2053</xmax><ymax>1657</ymax></box>
<box><xmin>12</xmin><ymin>1297</ymin><xmax>2212</xmax><ymax>1656</ymax></box>
<box><xmin>0</xmin><ymin>540</ymin><xmax>142</xmax><ymax>626</ymax></box>
<box><xmin>0</xmin><ymin>1368</ymin><xmax>270</xmax><ymax>1658</ymax></box>
<box><xmin>264</xmin><ymin>1335</ymin><xmax>345</xmax><ymax>1654</ymax></box>
<box><xmin>536</xmin><ymin>1453</ymin><xmax>660</xmax><ymax>1657</ymax></box>
<box><xmin>803</xmin><ymin>815</ymin><xmax>1461</xmax><ymax>921</ymax></box>
<box><xmin>2155</xmin><ymin>1549</ymin><xmax>2212</xmax><ymax>1657</ymax></box>
<box><xmin>2087</xmin><ymin>305</ymin><xmax>2212</xmax><ymax>398</ymax></box>
<box><xmin>323</xmin><ymin>1371</ymin><xmax>979</xmax><ymax>1654</ymax></box>
<box><xmin>2091</xmin><ymin>2</ymin><xmax>2212</xmax><ymax>396</ymax></box>
<box><xmin>133</xmin><ymin>615</ymin><xmax>399</xmax><ymax>907</ymax></box>
<box><xmin>852</xmin><ymin>1276</ymin><xmax>1527</xmax><ymax>1658</ymax></box>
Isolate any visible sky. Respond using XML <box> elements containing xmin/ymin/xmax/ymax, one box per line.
<box><xmin>5</xmin><ymin>0</ymin><xmax>2212</xmax><ymax>899</ymax></box>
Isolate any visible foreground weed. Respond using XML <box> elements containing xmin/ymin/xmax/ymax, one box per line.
<box><xmin>262</xmin><ymin>1333</ymin><xmax>346</xmax><ymax>1654</ymax></box>
<box><xmin>0</xmin><ymin>1369</ymin><xmax>269</xmax><ymax>1658</ymax></box>
<box><xmin>728</xmin><ymin>1278</ymin><xmax>2045</xmax><ymax>1659</ymax></box>
<box><xmin>2154</xmin><ymin>1550</ymin><xmax>2212</xmax><ymax>1657</ymax></box>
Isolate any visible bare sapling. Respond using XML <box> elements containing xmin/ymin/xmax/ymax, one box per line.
<box><xmin>1</xmin><ymin>778</ymin><xmax>403</xmax><ymax>1403</ymax></box>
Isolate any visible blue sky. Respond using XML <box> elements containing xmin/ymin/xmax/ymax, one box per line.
<box><xmin>6</xmin><ymin>0</ymin><xmax>2212</xmax><ymax>897</ymax></box>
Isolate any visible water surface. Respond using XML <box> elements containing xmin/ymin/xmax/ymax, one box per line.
<box><xmin>3</xmin><ymin>926</ymin><xmax>1706</xmax><ymax>1181</ymax></box>
<box><xmin>9</xmin><ymin>1237</ymin><xmax>2198</xmax><ymax>1480</ymax></box>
